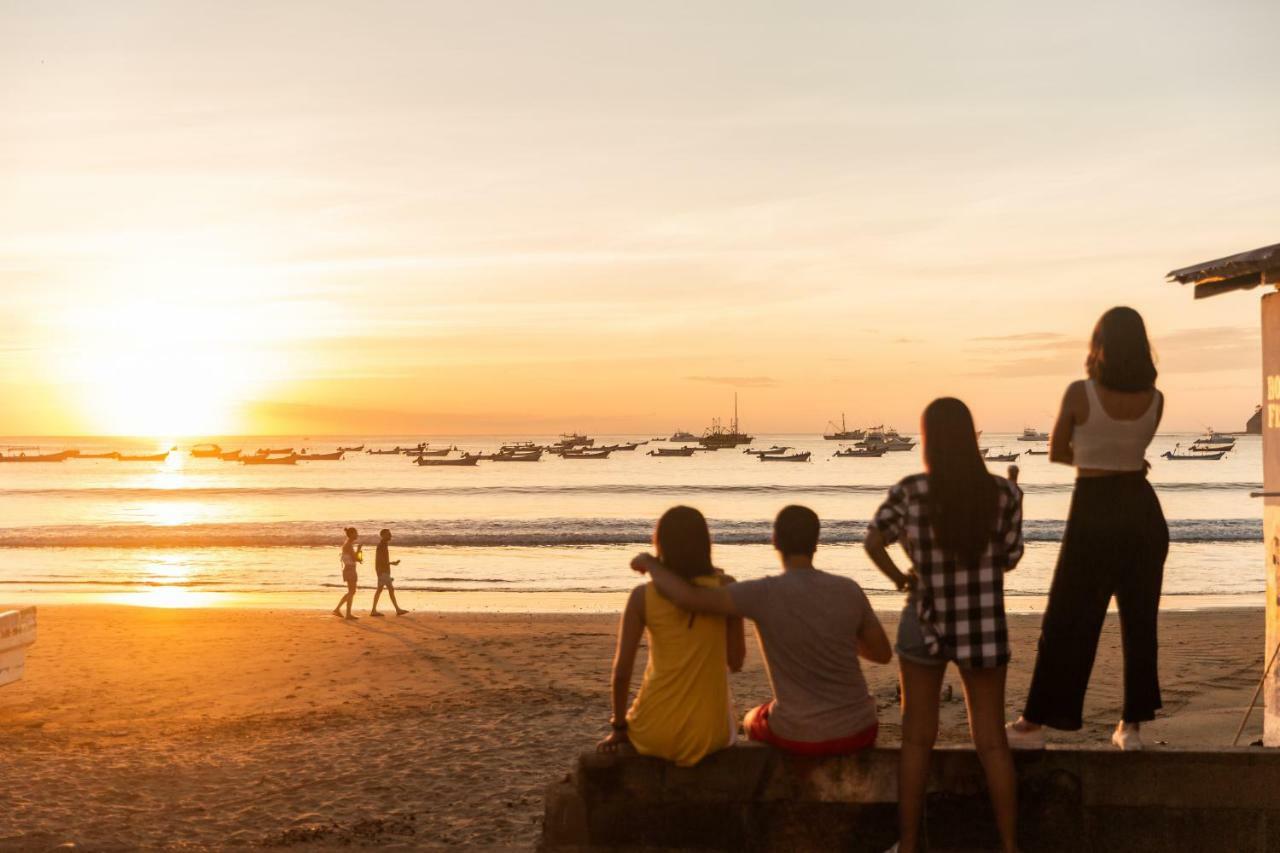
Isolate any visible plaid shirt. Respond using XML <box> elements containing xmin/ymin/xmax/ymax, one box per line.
<box><xmin>871</xmin><ymin>473</ymin><xmax>1023</xmax><ymax>668</ymax></box>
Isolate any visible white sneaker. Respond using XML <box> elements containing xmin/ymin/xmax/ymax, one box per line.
<box><xmin>1112</xmin><ymin>722</ymin><xmax>1143</xmax><ymax>751</ymax></box>
<box><xmin>1005</xmin><ymin>721</ymin><xmax>1046</xmax><ymax>750</ymax></box>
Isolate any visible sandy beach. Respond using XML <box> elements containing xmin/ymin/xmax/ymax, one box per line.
<box><xmin>0</xmin><ymin>605</ymin><xmax>1266</xmax><ymax>850</ymax></box>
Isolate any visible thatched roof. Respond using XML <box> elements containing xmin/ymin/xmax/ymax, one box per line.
<box><xmin>1167</xmin><ymin>241</ymin><xmax>1280</xmax><ymax>299</ymax></box>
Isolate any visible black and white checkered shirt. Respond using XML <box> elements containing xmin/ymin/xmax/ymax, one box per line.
<box><xmin>871</xmin><ymin>473</ymin><xmax>1023</xmax><ymax>668</ymax></box>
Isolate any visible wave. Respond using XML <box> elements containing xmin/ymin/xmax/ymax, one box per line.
<box><xmin>0</xmin><ymin>517</ymin><xmax>1262</xmax><ymax>548</ymax></box>
<box><xmin>0</xmin><ymin>481</ymin><xmax>1262</xmax><ymax>499</ymax></box>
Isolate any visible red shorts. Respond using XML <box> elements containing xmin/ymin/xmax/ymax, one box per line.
<box><xmin>744</xmin><ymin>701</ymin><xmax>878</xmax><ymax>757</ymax></box>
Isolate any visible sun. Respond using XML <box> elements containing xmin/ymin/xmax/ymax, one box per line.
<box><xmin>52</xmin><ymin>250</ymin><xmax>290</xmax><ymax>437</ymax></box>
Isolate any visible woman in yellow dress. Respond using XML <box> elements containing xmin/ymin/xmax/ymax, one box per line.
<box><xmin>597</xmin><ymin>506</ymin><xmax>745</xmax><ymax>766</ymax></box>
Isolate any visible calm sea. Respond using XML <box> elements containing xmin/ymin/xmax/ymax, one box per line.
<box><xmin>0</xmin><ymin>433</ymin><xmax>1264</xmax><ymax>611</ymax></box>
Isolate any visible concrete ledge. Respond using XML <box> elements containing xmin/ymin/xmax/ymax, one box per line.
<box><xmin>0</xmin><ymin>607</ymin><xmax>37</xmax><ymax>687</ymax></box>
<box><xmin>543</xmin><ymin>743</ymin><xmax>1280</xmax><ymax>852</ymax></box>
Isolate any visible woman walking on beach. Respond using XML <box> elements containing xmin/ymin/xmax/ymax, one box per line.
<box><xmin>332</xmin><ymin>527</ymin><xmax>362</xmax><ymax>620</ymax></box>
<box><xmin>1008</xmin><ymin>306</ymin><xmax>1167</xmax><ymax>751</ymax></box>
<box><xmin>865</xmin><ymin>398</ymin><xmax>1023</xmax><ymax>853</ymax></box>
<box><xmin>597</xmin><ymin>506</ymin><xmax>745</xmax><ymax>767</ymax></box>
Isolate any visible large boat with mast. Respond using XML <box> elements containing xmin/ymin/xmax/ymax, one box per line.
<box><xmin>823</xmin><ymin>414</ymin><xmax>865</xmax><ymax>441</ymax></box>
<box><xmin>698</xmin><ymin>394</ymin><xmax>754</xmax><ymax>448</ymax></box>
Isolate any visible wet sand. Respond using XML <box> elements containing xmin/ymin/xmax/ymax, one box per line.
<box><xmin>0</xmin><ymin>605</ymin><xmax>1266</xmax><ymax>850</ymax></box>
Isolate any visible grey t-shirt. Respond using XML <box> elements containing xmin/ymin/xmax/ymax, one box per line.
<box><xmin>728</xmin><ymin>568</ymin><xmax>877</xmax><ymax>741</ymax></box>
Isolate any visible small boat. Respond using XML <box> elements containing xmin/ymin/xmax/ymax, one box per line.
<box><xmin>1018</xmin><ymin>428</ymin><xmax>1050</xmax><ymax>442</ymax></box>
<box><xmin>1190</xmin><ymin>441</ymin><xmax>1234</xmax><ymax>452</ymax></box>
<box><xmin>562</xmin><ymin>449</ymin><xmax>612</xmax><ymax>459</ymax></box>
<box><xmin>0</xmin><ymin>450</ymin><xmax>74</xmax><ymax>463</ymax></box>
<box><xmin>296</xmin><ymin>451</ymin><xmax>345</xmax><ymax>461</ymax></box>
<box><xmin>243</xmin><ymin>454</ymin><xmax>298</xmax><ymax>465</ymax></box>
<box><xmin>648</xmin><ymin>447</ymin><xmax>697</xmax><ymax>457</ymax></box>
<box><xmin>985</xmin><ymin>451</ymin><xmax>1021</xmax><ymax>463</ymax></box>
<box><xmin>337</xmin><ymin>444</ymin><xmax>365</xmax><ymax>452</ymax></box>
<box><xmin>218</xmin><ymin>450</ymin><xmax>243</xmax><ymax>461</ymax></box>
<box><xmin>256</xmin><ymin>448</ymin><xmax>294</xmax><ymax>456</ymax></box>
<box><xmin>823</xmin><ymin>413</ymin><xmax>866</xmax><ymax>441</ymax></box>
<box><xmin>366</xmin><ymin>448</ymin><xmax>403</xmax><ymax>455</ymax></box>
<box><xmin>116</xmin><ymin>451</ymin><xmax>171</xmax><ymax>462</ymax></box>
<box><xmin>492</xmin><ymin>451</ymin><xmax>542</xmax><ymax>462</ymax></box>
<box><xmin>190</xmin><ymin>443</ymin><xmax>223</xmax><ymax>458</ymax></box>
<box><xmin>406</xmin><ymin>447</ymin><xmax>455</xmax><ymax>457</ymax></box>
<box><xmin>1025</xmin><ymin>448</ymin><xmax>1049</xmax><ymax>456</ymax></box>
<box><xmin>759</xmin><ymin>452</ymin><xmax>811</xmax><ymax>463</ymax></box>
<box><xmin>77</xmin><ymin>451</ymin><xmax>121</xmax><ymax>460</ymax></box>
<box><xmin>669</xmin><ymin>430</ymin><xmax>699</xmax><ymax>442</ymax></box>
<box><xmin>500</xmin><ymin>442</ymin><xmax>539</xmax><ymax>453</ymax></box>
<box><xmin>745</xmin><ymin>446</ymin><xmax>793</xmax><ymax>457</ymax></box>
<box><xmin>833</xmin><ymin>447</ymin><xmax>886</xmax><ymax>458</ymax></box>
<box><xmin>1197</xmin><ymin>429</ymin><xmax>1236</xmax><ymax>444</ymax></box>
<box><xmin>1163</xmin><ymin>445</ymin><xmax>1225</xmax><ymax>461</ymax></box>
<box><xmin>558</xmin><ymin>433</ymin><xmax>594</xmax><ymax>448</ymax></box>
<box><xmin>414</xmin><ymin>455</ymin><xmax>479</xmax><ymax>467</ymax></box>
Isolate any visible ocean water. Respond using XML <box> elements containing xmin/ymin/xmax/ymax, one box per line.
<box><xmin>0</xmin><ymin>433</ymin><xmax>1265</xmax><ymax>611</ymax></box>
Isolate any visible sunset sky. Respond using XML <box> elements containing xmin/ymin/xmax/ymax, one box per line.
<box><xmin>3</xmin><ymin>1</ymin><xmax>1279</xmax><ymax>436</ymax></box>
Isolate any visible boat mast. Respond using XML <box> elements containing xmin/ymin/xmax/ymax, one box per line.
<box><xmin>734</xmin><ymin>393</ymin><xmax>739</xmax><ymax>435</ymax></box>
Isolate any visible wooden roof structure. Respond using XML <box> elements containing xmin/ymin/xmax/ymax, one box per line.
<box><xmin>1167</xmin><ymin>241</ymin><xmax>1280</xmax><ymax>299</ymax></box>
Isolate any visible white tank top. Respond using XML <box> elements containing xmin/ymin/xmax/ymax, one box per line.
<box><xmin>1071</xmin><ymin>380</ymin><xmax>1161</xmax><ymax>472</ymax></box>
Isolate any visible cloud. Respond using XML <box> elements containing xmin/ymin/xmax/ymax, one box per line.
<box><xmin>684</xmin><ymin>375</ymin><xmax>778</xmax><ymax>388</ymax></box>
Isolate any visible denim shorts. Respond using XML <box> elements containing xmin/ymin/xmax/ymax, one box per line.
<box><xmin>895</xmin><ymin>602</ymin><xmax>950</xmax><ymax>667</ymax></box>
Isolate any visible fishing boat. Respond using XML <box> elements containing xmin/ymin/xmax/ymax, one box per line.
<box><xmin>0</xmin><ymin>450</ymin><xmax>74</xmax><ymax>463</ymax></box>
<box><xmin>857</xmin><ymin>427</ymin><xmax>916</xmax><ymax>452</ymax></box>
<box><xmin>823</xmin><ymin>414</ymin><xmax>865</xmax><ymax>441</ymax></box>
<box><xmin>1190</xmin><ymin>442</ymin><xmax>1234</xmax><ymax>453</ymax></box>
<box><xmin>406</xmin><ymin>447</ymin><xmax>455</xmax><ymax>457</ymax></box>
<box><xmin>759</xmin><ymin>451</ymin><xmax>811</xmax><ymax>463</ymax></box>
<box><xmin>562</xmin><ymin>449</ymin><xmax>612</xmax><ymax>459</ymax></box>
<box><xmin>256</xmin><ymin>447</ymin><xmax>294</xmax><ymax>456</ymax></box>
<box><xmin>985</xmin><ymin>451</ymin><xmax>1021</xmax><ymax>463</ymax></box>
<box><xmin>297</xmin><ymin>451</ymin><xmax>345</xmax><ymax>461</ymax></box>
<box><xmin>1025</xmin><ymin>448</ymin><xmax>1049</xmax><ymax>456</ymax></box>
<box><xmin>414</xmin><ymin>455</ymin><xmax>479</xmax><ymax>467</ymax></box>
<box><xmin>611</xmin><ymin>442</ymin><xmax>641</xmax><ymax>451</ymax></box>
<box><xmin>115</xmin><ymin>452</ymin><xmax>170</xmax><ymax>462</ymax></box>
<box><xmin>243</xmin><ymin>453</ymin><xmax>298</xmax><ymax>465</ymax></box>
<box><xmin>1018</xmin><ymin>428</ymin><xmax>1050</xmax><ymax>442</ymax></box>
<box><xmin>366</xmin><ymin>447</ymin><xmax>404</xmax><ymax>455</ymax></box>
<box><xmin>647</xmin><ymin>447</ymin><xmax>697</xmax><ymax>457</ymax></box>
<box><xmin>1198</xmin><ymin>429</ymin><xmax>1236</xmax><ymax>444</ymax></box>
<box><xmin>698</xmin><ymin>394</ymin><xmax>754</xmax><ymax>448</ymax></box>
<box><xmin>669</xmin><ymin>430</ymin><xmax>699</xmax><ymax>442</ymax></box>
<box><xmin>190</xmin><ymin>443</ymin><xmax>223</xmax><ymax>458</ymax></box>
<box><xmin>76</xmin><ymin>451</ymin><xmax>120</xmax><ymax>459</ymax></box>
<box><xmin>1163</xmin><ymin>445</ymin><xmax>1226</xmax><ymax>461</ymax></box>
<box><xmin>500</xmin><ymin>442</ymin><xmax>538</xmax><ymax>453</ymax></box>
<box><xmin>833</xmin><ymin>447</ymin><xmax>886</xmax><ymax>458</ymax></box>
<box><xmin>337</xmin><ymin>444</ymin><xmax>365</xmax><ymax>452</ymax></box>
<box><xmin>218</xmin><ymin>450</ymin><xmax>243</xmax><ymax>461</ymax></box>
<box><xmin>558</xmin><ymin>433</ymin><xmax>594</xmax><ymax>448</ymax></box>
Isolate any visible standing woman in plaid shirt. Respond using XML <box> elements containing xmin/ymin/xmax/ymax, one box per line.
<box><xmin>1008</xmin><ymin>307</ymin><xmax>1167</xmax><ymax>751</ymax></box>
<box><xmin>866</xmin><ymin>397</ymin><xmax>1023</xmax><ymax>853</ymax></box>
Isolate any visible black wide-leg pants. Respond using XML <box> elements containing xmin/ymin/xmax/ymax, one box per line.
<box><xmin>1024</xmin><ymin>471</ymin><xmax>1169</xmax><ymax>729</ymax></box>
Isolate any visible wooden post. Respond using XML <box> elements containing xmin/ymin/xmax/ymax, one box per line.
<box><xmin>1264</xmin><ymin>292</ymin><xmax>1280</xmax><ymax>744</ymax></box>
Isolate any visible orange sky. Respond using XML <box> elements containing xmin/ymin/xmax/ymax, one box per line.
<box><xmin>3</xmin><ymin>2</ymin><xmax>1278</xmax><ymax>436</ymax></box>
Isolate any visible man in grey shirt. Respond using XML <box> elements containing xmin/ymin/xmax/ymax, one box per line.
<box><xmin>632</xmin><ymin>505</ymin><xmax>891</xmax><ymax>754</ymax></box>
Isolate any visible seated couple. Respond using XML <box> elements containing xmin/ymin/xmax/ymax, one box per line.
<box><xmin>597</xmin><ymin>503</ymin><xmax>892</xmax><ymax>766</ymax></box>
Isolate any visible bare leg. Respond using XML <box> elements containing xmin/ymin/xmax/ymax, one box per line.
<box><xmin>333</xmin><ymin>591</ymin><xmax>349</xmax><ymax>616</ymax></box>
<box><xmin>388</xmin><ymin>586</ymin><xmax>407</xmax><ymax>614</ymax></box>
<box><xmin>959</xmin><ymin>665</ymin><xmax>1018</xmax><ymax>853</ymax></box>
<box><xmin>371</xmin><ymin>586</ymin><xmax>383</xmax><ymax>615</ymax></box>
<box><xmin>345</xmin><ymin>580</ymin><xmax>357</xmax><ymax>619</ymax></box>
<box><xmin>898</xmin><ymin>659</ymin><xmax>946</xmax><ymax>853</ymax></box>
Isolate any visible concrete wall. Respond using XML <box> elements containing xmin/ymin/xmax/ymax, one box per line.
<box><xmin>543</xmin><ymin>743</ymin><xmax>1280</xmax><ymax>852</ymax></box>
<box><xmin>0</xmin><ymin>607</ymin><xmax>36</xmax><ymax>687</ymax></box>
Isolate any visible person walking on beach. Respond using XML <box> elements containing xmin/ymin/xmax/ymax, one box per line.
<box><xmin>596</xmin><ymin>506</ymin><xmax>746</xmax><ymax>767</ymax></box>
<box><xmin>631</xmin><ymin>505</ymin><xmax>891</xmax><ymax>756</ymax></box>
<box><xmin>865</xmin><ymin>397</ymin><xmax>1023</xmax><ymax>853</ymax></box>
<box><xmin>332</xmin><ymin>527</ymin><xmax>361</xmax><ymax>620</ymax></box>
<box><xmin>370</xmin><ymin>528</ymin><xmax>408</xmax><ymax>617</ymax></box>
<box><xmin>1008</xmin><ymin>306</ymin><xmax>1168</xmax><ymax>752</ymax></box>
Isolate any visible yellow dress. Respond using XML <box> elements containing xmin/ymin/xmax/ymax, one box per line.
<box><xmin>626</xmin><ymin>575</ymin><xmax>734</xmax><ymax>767</ymax></box>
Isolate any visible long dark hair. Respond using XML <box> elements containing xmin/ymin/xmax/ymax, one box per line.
<box><xmin>922</xmin><ymin>398</ymin><xmax>998</xmax><ymax>568</ymax></box>
<box><xmin>654</xmin><ymin>506</ymin><xmax>715</xmax><ymax>581</ymax></box>
<box><xmin>1087</xmin><ymin>306</ymin><xmax>1157</xmax><ymax>392</ymax></box>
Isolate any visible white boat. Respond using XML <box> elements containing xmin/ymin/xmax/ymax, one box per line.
<box><xmin>1018</xmin><ymin>428</ymin><xmax>1050</xmax><ymax>442</ymax></box>
<box><xmin>0</xmin><ymin>607</ymin><xmax>36</xmax><ymax>687</ymax></box>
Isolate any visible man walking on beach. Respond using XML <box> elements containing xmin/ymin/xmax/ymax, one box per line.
<box><xmin>631</xmin><ymin>505</ymin><xmax>891</xmax><ymax>755</ymax></box>
<box><xmin>371</xmin><ymin>528</ymin><xmax>409</xmax><ymax>617</ymax></box>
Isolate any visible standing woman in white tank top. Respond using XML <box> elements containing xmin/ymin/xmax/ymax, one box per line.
<box><xmin>1008</xmin><ymin>307</ymin><xmax>1168</xmax><ymax>751</ymax></box>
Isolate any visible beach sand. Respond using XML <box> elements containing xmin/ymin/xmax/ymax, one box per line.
<box><xmin>0</xmin><ymin>605</ymin><xmax>1266</xmax><ymax>850</ymax></box>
